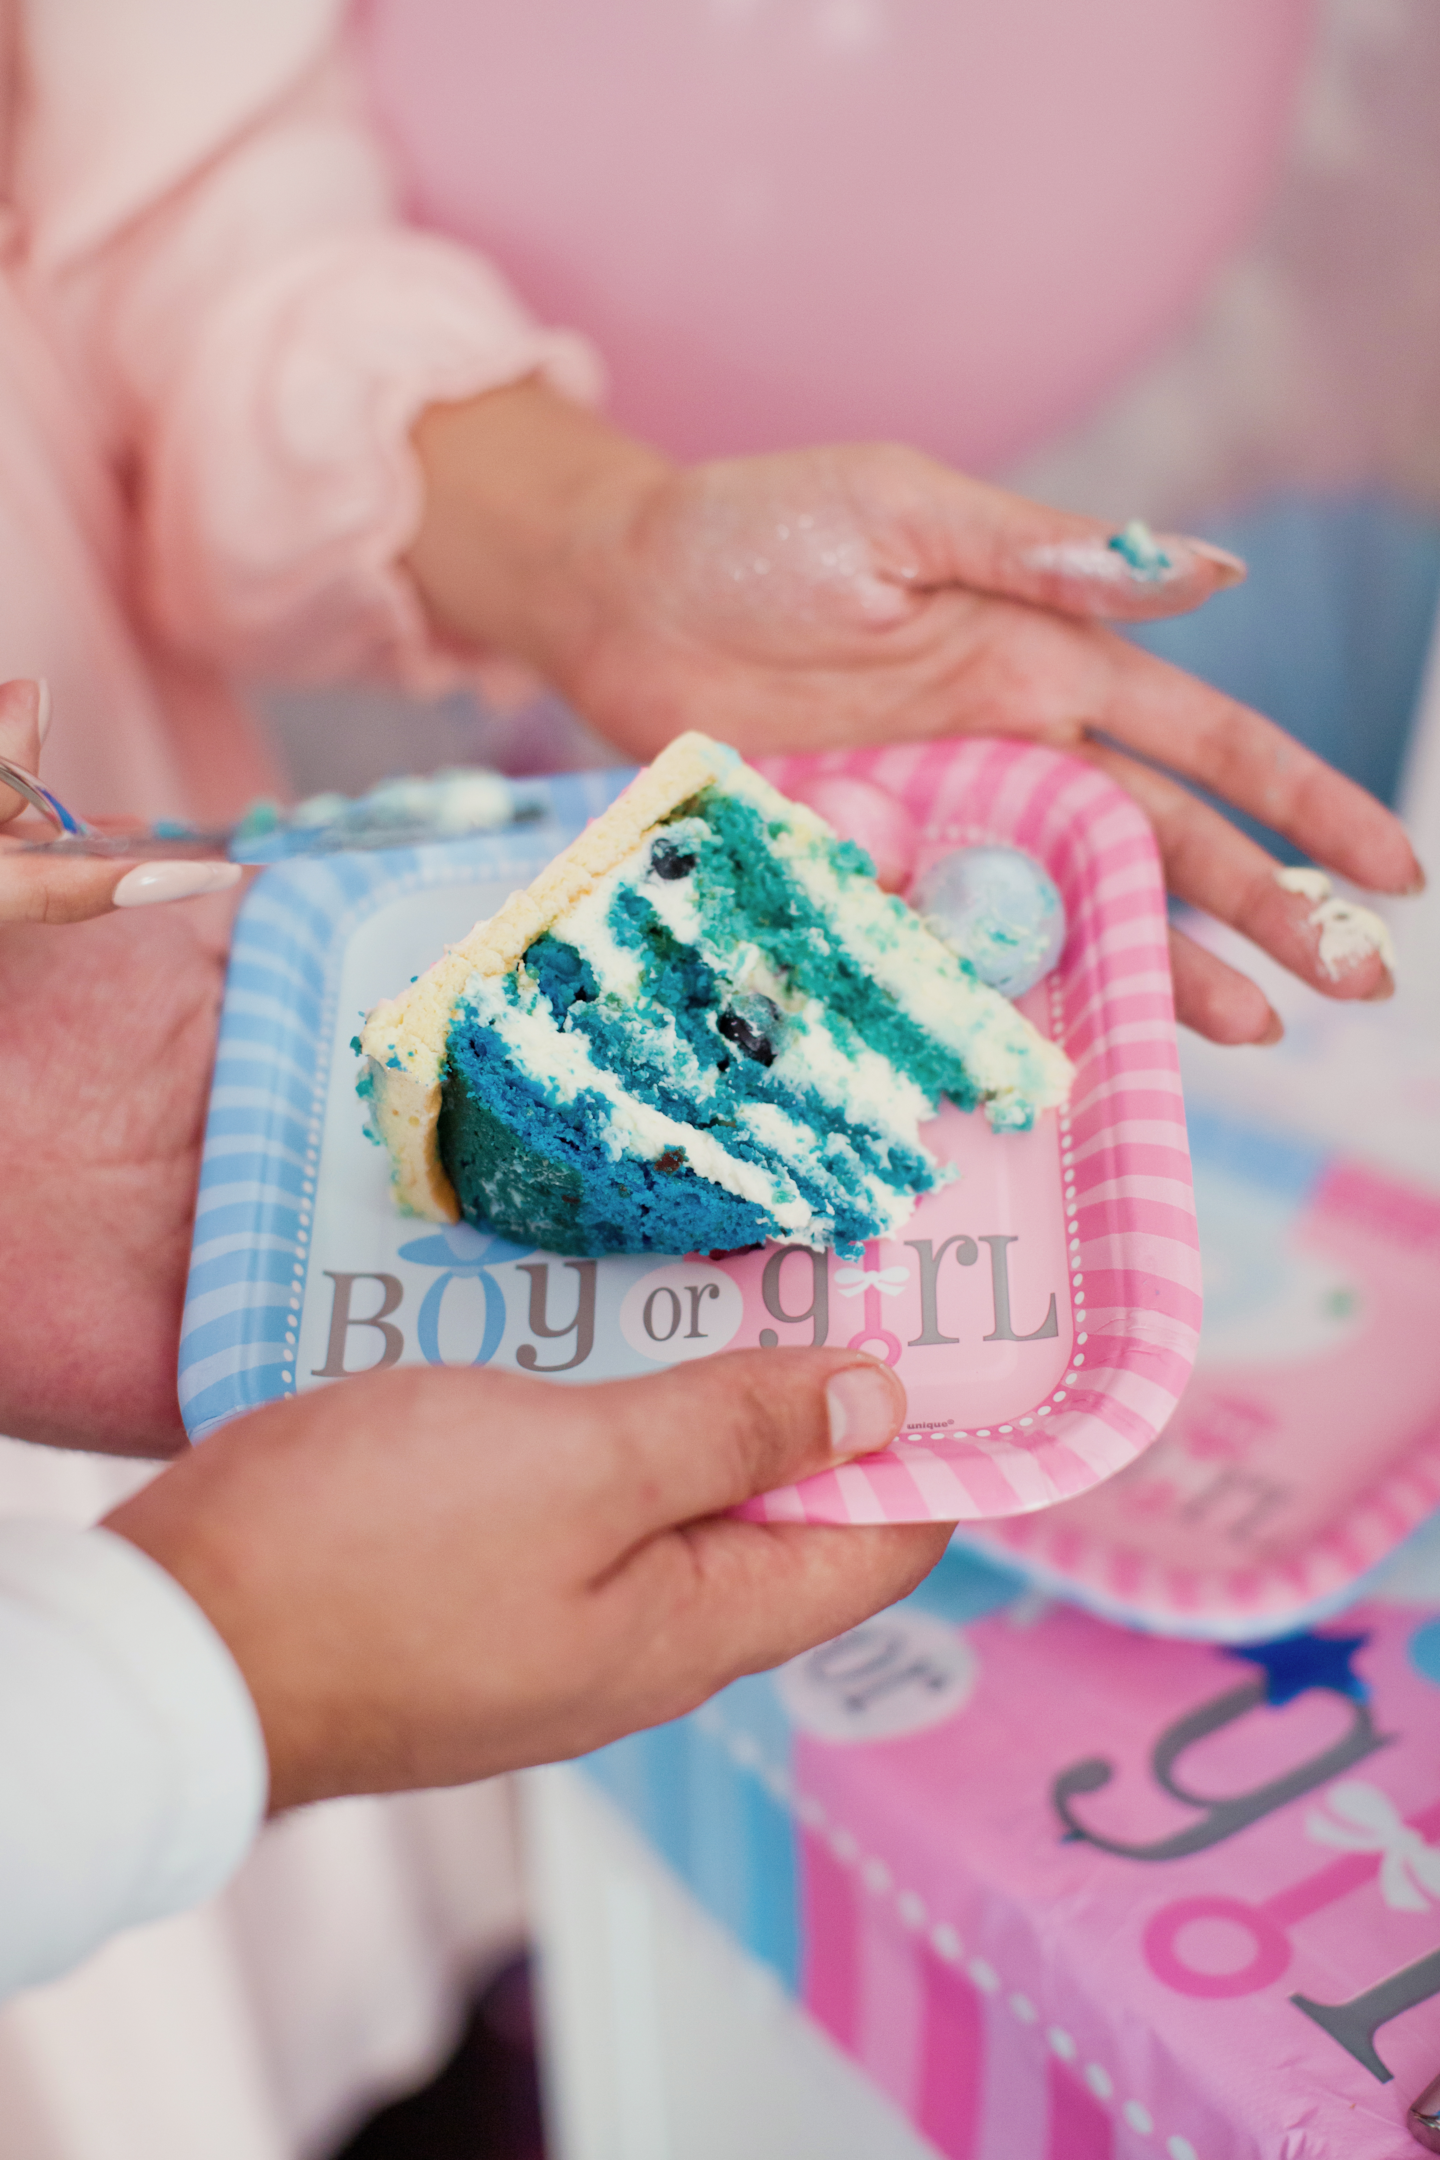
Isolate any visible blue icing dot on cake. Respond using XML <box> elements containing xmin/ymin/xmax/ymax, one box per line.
<box><xmin>358</xmin><ymin>735</ymin><xmax>1074</xmax><ymax>1258</ymax></box>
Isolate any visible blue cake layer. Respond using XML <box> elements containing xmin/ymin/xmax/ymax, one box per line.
<box><xmin>438</xmin><ymin>1027</ymin><xmax>779</xmax><ymax>1258</ymax></box>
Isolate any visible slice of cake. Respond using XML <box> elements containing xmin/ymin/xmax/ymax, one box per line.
<box><xmin>358</xmin><ymin>734</ymin><xmax>1072</xmax><ymax>1258</ymax></box>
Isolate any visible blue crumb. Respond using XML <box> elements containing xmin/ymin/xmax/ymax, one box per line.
<box><xmin>353</xmin><ymin>1061</ymin><xmax>382</xmax><ymax>1145</ymax></box>
<box><xmin>233</xmin><ymin>798</ymin><xmax>283</xmax><ymax>839</ymax></box>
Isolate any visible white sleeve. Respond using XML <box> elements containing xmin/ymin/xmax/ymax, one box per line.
<box><xmin>0</xmin><ymin>1519</ymin><xmax>268</xmax><ymax>1997</ymax></box>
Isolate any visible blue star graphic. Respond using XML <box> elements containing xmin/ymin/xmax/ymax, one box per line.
<box><xmin>1224</xmin><ymin>1631</ymin><xmax>1370</xmax><ymax>1707</ymax></box>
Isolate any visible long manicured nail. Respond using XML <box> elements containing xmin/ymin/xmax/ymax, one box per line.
<box><xmin>1405</xmin><ymin>863</ymin><xmax>1428</xmax><ymax>897</ymax></box>
<box><xmin>1256</xmin><ymin>1010</ymin><xmax>1285</xmax><ymax>1047</ymax></box>
<box><xmin>113</xmin><ymin>860</ymin><xmax>241</xmax><ymax>908</ymax></box>
<box><xmin>1021</xmin><ymin>525</ymin><xmax>1246</xmax><ymax>601</ymax></box>
<box><xmin>1364</xmin><ymin>972</ymin><xmax>1396</xmax><ymax>1002</ymax></box>
<box><xmin>1186</xmin><ymin>539</ymin><xmax>1247</xmax><ymax>584</ymax></box>
<box><xmin>826</xmin><ymin>1362</ymin><xmax>903</xmax><ymax>1460</ymax></box>
<box><xmin>1106</xmin><ymin>525</ymin><xmax>1245</xmax><ymax>586</ymax></box>
<box><xmin>0</xmin><ymin>677</ymin><xmax>51</xmax><ymax>745</ymax></box>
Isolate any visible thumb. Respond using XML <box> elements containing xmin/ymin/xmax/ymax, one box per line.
<box><xmin>904</xmin><ymin>467</ymin><xmax>1246</xmax><ymax>624</ymax></box>
<box><xmin>562</xmin><ymin>1347</ymin><xmax>907</xmax><ymax>1544</ymax></box>
<box><xmin>0</xmin><ymin>678</ymin><xmax>51</xmax><ymax>825</ymax></box>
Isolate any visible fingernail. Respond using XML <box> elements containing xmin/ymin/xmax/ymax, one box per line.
<box><xmin>1021</xmin><ymin>527</ymin><xmax>1245</xmax><ymax>600</ymax></box>
<box><xmin>1405</xmin><ymin>863</ymin><xmax>1428</xmax><ymax>897</ymax></box>
<box><xmin>34</xmin><ymin>678</ymin><xmax>51</xmax><ymax>742</ymax></box>
<box><xmin>826</xmin><ymin>1362</ymin><xmax>903</xmax><ymax>1461</ymax></box>
<box><xmin>1257</xmin><ymin>1009</ymin><xmax>1284</xmax><ymax>1046</ymax></box>
<box><xmin>113</xmin><ymin>860</ymin><xmax>241</xmax><ymax>908</ymax></box>
<box><xmin>1364</xmin><ymin>971</ymin><xmax>1396</xmax><ymax>1002</ymax></box>
<box><xmin>1104</xmin><ymin>523</ymin><xmax>1245</xmax><ymax>586</ymax></box>
<box><xmin>1187</xmin><ymin>539</ymin><xmax>1248</xmax><ymax>585</ymax></box>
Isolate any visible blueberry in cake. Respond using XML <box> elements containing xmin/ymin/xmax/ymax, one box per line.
<box><xmin>359</xmin><ymin>734</ymin><xmax>1072</xmax><ymax>1258</ymax></box>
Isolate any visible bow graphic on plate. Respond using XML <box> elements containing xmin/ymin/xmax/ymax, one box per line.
<box><xmin>397</xmin><ymin>1223</ymin><xmax>534</xmax><ymax>1366</ymax></box>
<box><xmin>833</xmin><ymin>1265</ymin><xmax>910</xmax><ymax>1299</ymax></box>
<box><xmin>1306</xmin><ymin>1780</ymin><xmax>1440</xmax><ymax>1912</ymax></box>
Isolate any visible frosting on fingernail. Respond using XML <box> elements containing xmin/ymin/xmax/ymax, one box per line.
<box><xmin>1275</xmin><ymin>866</ymin><xmax>1397</xmax><ymax>981</ymax></box>
<box><xmin>1024</xmin><ymin>523</ymin><xmax>1201</xmax><ymax>592</ymax></box>
<box><xmin>113</xmin><ymin>860</ymin><xmax>241</xmax><ymax>907</ymax></box>
<box><xmin>1106</xmin><ymin>518</ymin><xmax>1172</xmax><ymax>582</ymax></box>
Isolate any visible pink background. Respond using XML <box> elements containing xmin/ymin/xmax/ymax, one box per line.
<box><xmin>360</xmin><ymin>0</ymin><xmax>1314</xmax><ymax>469</ymax></box>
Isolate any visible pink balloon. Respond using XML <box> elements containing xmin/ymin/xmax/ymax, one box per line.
<box><xmin>359</xmin><ymin>0</ymin><xmax>1313</xmax><ymax>472</ymax></box>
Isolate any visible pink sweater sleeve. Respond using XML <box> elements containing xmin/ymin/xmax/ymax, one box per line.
<box><xmin>39</xmin><ymin>41</ymin><xmax>604</xmax><ymax>689</ymax></box>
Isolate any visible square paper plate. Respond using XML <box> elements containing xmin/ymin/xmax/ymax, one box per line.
<box><xmin>179</xmin><ymin>737</ymin><xmax>1200</xmax><ymax>1526</ymax></box>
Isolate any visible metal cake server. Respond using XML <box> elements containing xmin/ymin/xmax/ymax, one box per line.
<box><xmin>0</xmin><ymin>753</ymin><xmax>537</xmax><ymax>859</ymax></box>
<box><xmin>0</xmin><ymin>752</ymin><xmax>233</xmax><ymax>855</ymax></box>
<box><xmin>0</xmin><ymin>753</ymin><xmax>103</xmax><ymax>836</ymax></box>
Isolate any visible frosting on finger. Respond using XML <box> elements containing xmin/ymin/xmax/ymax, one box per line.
<box><xmin>1275</xmin><ymin>865</ymin><xmax>1396</xmax><ymax>981</ymax></box>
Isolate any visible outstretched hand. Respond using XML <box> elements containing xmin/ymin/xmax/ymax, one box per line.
<box><xmin>107</xmin><ymin>1350</ymin><xmax>949</xmax><ymax>1809</ymax></box>
<box><xmin>410</xmin><ymin>385</ymin><xmax>1421</xmax><ymax>1045</ymax></box>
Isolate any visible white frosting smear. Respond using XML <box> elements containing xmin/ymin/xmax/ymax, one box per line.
<box><xmin>1275</xmin><ymin>866</ymin><xmax>1396</xmax><ymax>981</ymax></box>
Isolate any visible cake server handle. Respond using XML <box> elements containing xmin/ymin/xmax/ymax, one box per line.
<box><xmin>0</xmin><ymin>752</ymin><xmax>103</xmax><ymax>837</ymax></box>
<box><xmin>1</xmin><ymin>754</ymin><xmax>543</xmax><ymax>860</ymax></box>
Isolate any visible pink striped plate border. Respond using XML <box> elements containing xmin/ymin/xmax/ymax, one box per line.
<box><xmin>740</xmin><ymin>735</ymin><xmax>1201</xmax><ymax>1528</ymax></box>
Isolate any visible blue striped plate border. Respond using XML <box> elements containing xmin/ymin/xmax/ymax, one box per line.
<box><xmin>178</xmin><ymin>767</ymin><xmax>629</xmax><ymax>1439</ymax></box>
